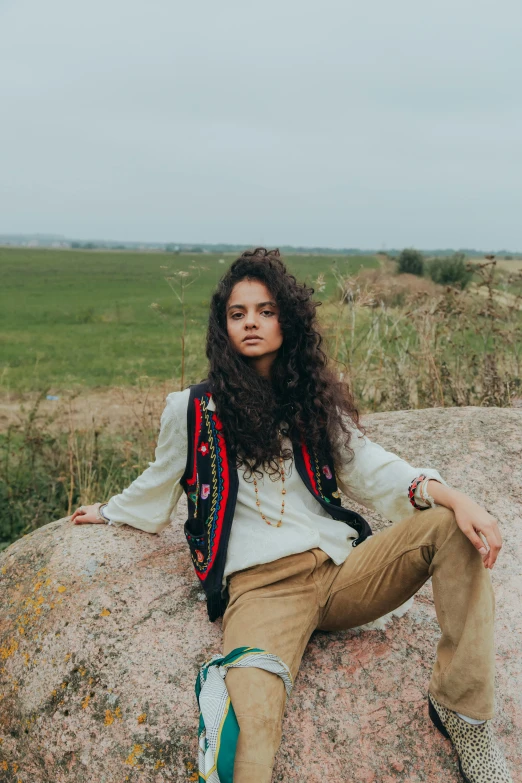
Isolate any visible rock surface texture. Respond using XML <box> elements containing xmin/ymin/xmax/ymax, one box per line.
<box><xmin>1</xmin><ymin>406</ymin><xmax>521</xmax><ymax>783</ymax></box>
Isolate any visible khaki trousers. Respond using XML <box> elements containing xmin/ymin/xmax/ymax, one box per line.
<box><xmin>221</xmin><ymin>506</ymin><xmax>496</xmax><ymax>783</ymax></box>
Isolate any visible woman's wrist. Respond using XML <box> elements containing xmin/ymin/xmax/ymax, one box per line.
<box><xmin>427</xmin><ymin>480</ymin><xmax>466</xmax><ymax>510</ymax></box>
<box><xmin>94</xmin><ymin>502</ymin><xmax>112</xmax><ymax>524</ymax></box>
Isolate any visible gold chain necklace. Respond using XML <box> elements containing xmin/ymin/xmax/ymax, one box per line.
<box><xmin>253</xmin><ymin>455</ymin><xmax>286</xmax><ymax>527</ymax></box>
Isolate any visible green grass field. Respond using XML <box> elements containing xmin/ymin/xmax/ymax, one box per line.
<box><xmin>0</xmin><ymin>248</ymin><xmax>379</xmax><ymax>392</ymax></box>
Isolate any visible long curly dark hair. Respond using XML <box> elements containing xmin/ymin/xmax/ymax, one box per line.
<box><xmin>206</xmin><ymin>247</ymin><xmax>362</xmax><ymax>479</ymax></box>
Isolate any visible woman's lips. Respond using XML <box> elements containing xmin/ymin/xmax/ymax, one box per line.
<box><xmin>243</xmin><ymin>336</ymin><xmax>262</xmax><ymax>342</ymax></box>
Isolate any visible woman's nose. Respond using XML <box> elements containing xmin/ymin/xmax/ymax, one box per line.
<box><xmin>244</xmin><ymin>312</ymin><xmax>259</xmax><ymax>328</ymax></box>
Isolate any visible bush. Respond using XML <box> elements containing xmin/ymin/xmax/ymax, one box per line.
<box><xmin>428</xmin><ymin>253</ymin><xmax>473</xmax><ymax>289</ymax></box>
<box><xmin>397</xmin><ymin>248</ymin><xmax>424</xmax><ymax>276</ymax></box>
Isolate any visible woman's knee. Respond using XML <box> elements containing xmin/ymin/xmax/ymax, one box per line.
<box><xmin>414</xmin><ymin>505</ymin><xmax>457</xmax><ymax>538</ymax></box>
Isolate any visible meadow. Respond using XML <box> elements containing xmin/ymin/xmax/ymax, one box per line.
<box><xmin>0</xmin><ymin>247</ymin><xmax>378</xmax><ymax>393</ymax></box>
<box><xmin>1</xmin><ymin>246</ymin><xmax>521</xmax><ymax>550</ymax></box>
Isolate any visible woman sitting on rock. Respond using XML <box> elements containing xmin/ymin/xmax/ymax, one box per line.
<box><xmin>72</xmin><ymin>247</ymin><xmax>511</xmax><ymax>783</ymax></box>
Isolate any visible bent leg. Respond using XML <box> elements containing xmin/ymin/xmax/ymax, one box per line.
<box><xmin>318</xmin><ymin>506</ymin><xmax>495</xmax><ymax>720</ymax></box>
<box><xmin>222</xmin><ymin>551</ymin><xmax>325</xmax><ymax>783</ymax></box>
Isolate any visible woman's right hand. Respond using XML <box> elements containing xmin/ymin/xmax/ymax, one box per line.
<box><xmin>70</xmin><ymin>502</ymin><xmax>105</xmax><ymax>525</ymax></box>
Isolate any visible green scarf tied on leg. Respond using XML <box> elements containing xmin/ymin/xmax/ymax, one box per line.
<box><xmin>195</xmin><ymin>646</ymin><xmax>293</xmax><ymax>783</ymax></box>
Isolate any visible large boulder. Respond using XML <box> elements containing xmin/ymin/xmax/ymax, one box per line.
<box><xmin>1</xmin><ymin>406</ymin><xmax>521</xmax><ymax>783</ymax></box>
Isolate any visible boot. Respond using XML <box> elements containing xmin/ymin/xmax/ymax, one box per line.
<box><xmin>428</xmin><ymin>693</ymin><xmax>512</xmax><ymax>783</ymax></box>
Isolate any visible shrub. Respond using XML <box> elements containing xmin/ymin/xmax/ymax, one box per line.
<box><xmin>397</xmin><ymin>248</ymin><xmax>424</xmax><ymax>276</ymax></box>
<box><xmin>428</xmin><ymin>253</ymin><xmax>473</xmax><ymax>289</ymax></box>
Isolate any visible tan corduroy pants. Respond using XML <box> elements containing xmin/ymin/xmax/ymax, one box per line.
<box><xmin>221</xmin><ymin>506</ymin><xmax>496</xmax><ymax>783</ymax></box>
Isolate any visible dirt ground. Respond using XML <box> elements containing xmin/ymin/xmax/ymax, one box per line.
<box><xmin>0</xmin><ymin>383</ymin><xmax>180</xmax><ymax>435</ymax></box>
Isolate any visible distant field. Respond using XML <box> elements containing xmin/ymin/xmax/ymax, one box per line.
<box><xmin>0</xmin><ymin>247</ymin><xmax>379</xmax><ymax>392</ymax></box>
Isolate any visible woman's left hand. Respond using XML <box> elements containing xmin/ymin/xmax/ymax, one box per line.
<box><xmin>452</xmin><ymin>496</ymin><xmax>503</xmax><ymax>569</ymax></box>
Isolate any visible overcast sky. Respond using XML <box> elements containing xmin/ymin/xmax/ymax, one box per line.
<box><xmin>1</xmin><ymin>0</ymin><xmax>521</xmax><ymax>249</ymax></box>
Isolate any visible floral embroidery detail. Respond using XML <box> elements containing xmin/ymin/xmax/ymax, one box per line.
<box><xmin>189</xmin><ymin>492</ymin><xmax>198</xmax><ymax>504</ymax></box>
<box><xmin>201</xmin><ymin>484</ymin><xmax>210</xmax><ymax>500</ymax></box>
<box><xmin>322</xmin><ymin>465</ymin><xmax>333</xmax><ymax>480</ymax></box>
<box><xmin>197</xmin><ymin>442</ymin><xmax>210</xmax><ymax>456</ymax></box>
<box><xmin>195</xmin><ymin>550</ymin><xmax>205</xmax><ymax>563</ymax></box>
<box><xmin>332</xmin><ymin>490</ymin><xmax>340</xmax><ymax>499</ymax></box>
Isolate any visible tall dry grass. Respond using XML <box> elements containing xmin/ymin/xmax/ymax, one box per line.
<box><xmin>320</xmin><ymin>260</ymin><xmax>522</xmax><ymax>411</ymax></box>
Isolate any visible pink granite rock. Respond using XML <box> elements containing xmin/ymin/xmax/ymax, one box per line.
<box><xmin>1</xmin><ymin>406</ymin><xmax>521</xmax><ymax>783</ymax></box>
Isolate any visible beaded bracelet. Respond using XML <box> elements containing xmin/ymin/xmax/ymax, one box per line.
<box><xmin>418</xmin><ymin>477</ymin><xmax>436</xmax><ymax>508</ymax></box>
<box><xmin>408</xmin><ymin>474</ymin><xmax>430</xmax><ymax>510</ymax></box>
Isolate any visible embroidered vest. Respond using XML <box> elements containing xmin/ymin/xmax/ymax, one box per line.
<box><xmin>180</xmin><ymin>381</ymin><xmax>373</xmax><ymax>621</ymax></box>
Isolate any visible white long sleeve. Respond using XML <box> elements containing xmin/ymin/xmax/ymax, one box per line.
<box><xmin>336</xmin><ymin>422</ymin><xmax>448</xmax><ymax>524</ymax></box>
<box><xmin>103</xmin><ymin>388</ymin><xmax>190</xmax><ymax>534</ymax></box>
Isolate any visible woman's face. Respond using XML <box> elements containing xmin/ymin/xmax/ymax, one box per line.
<box><xmin>226</xmin><ymin>278</ymin><xmax>283</xmax><ymax>378</ymax></box>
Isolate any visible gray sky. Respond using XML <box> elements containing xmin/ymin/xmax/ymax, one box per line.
<box><xmin>1</xmin><ymin>0</ymin><xmax>521</xmax><ymax>249</ymax></box>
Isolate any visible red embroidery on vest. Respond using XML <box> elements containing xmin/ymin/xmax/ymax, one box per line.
<box><xmin>201</xmin><ymin>484</ymin><xmax>210</xmax><ymax>499</ymax></box>
<box><xmin>187</xmin><ymin>398</ymin><xmax>202</xmax><ymax>486</ymax></box>
<box><xmin>195</xmin><ymin>550</ymin><xmax>204</xmax><ymax>563</ymax></box>
<box><xmin>192</xmin><ymin>401</ymin><xmax>230</xmax><ymax>582</ymax></box>
<box><xmin>301</xmin><ymin>442</ymin><xmax>319</xmax><ymax>495</ymax></box>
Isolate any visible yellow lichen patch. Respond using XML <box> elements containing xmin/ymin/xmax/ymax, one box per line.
<box><xmin>36</xmin><ymin>595</ymin><xmax>44</xmax><ymax>605</ymax></box>
<box><xmin>33</xmin><ymin>581</ymin><xmax>43</xmax><ymax>591</ymax></box>
<box><xmin>1</xmin><ymin>566</ymin><xmax>6</xmax><ymax>574</ymax></box>
<box><xmin>99</xmin><ymin>608</ymin><xmax>111</xmax><ymax>617</ymax></box>
<box><xmin>44</xmin><ymin>578</ymin><xmax>51</xmax><ymax>586</ymax></box>
<box><xmin>61</xmin><ymin>682</ymin><xmax>67</xmax><ymax>690</ymax></box>
<box><xmin>52</xmin><ymin>689</ymin><xmax>57</xmax><ymax>697</ymax></box>
<box><xmin>64</xmin><ymin>653</ymin><xmax>71</xmax><ymax>662</ymax></box>
<box><xmin>18</xmin><ymin>627</ymin><xmax>24</xmax><ymax>635</ymax></box>
<box><xmin>154</xmin><ymin>760</ymin><xmax>165</xmax><ymax>770</ymax></box>
<box><xmin>57</xmin><ymin>585</ymin><xmax>67</xmax><ymax>593</ymax></box>
<box><xmin>0</xmin><ymin>760</ymin><xmax>7</xmax><ymax>771</ymax></box>
<box><xmin>0</xmin><ymin>639</ymin><xmax>19</xmax><ymax>660</ymax></box>
<box><xmin>104</xmin><ymin>710</ymin><xmax>114</xmax><ymax>726</ymax></box>
<box><xmin>137</xmin><ymin>712</ymin><xmax>147</xmax><ymax>724</ymax></box>
<box><xmin>188</xmin><ymin>773</ymin><xmax>198</xmax><ymax>782</ymax></box>
<box><xmin>81</xmin><ymin>695</ymin><xmax>91</xmax><ymax>709</ymax></box>
<box><xmin>79</xmin><ymin>667</ymin><xmax>86</xmax><ymax>676</ymax></box>
<box><xmin>124</xmin><ymin>744</ymin><xmax>144</xmax><ymax>766</ymax></box>
<box><xmin>22</xmin><ymin>653</ymin><xmax>30</xmax><ymax>667</ymax></box>
<box><xmin>12</xmin><ymin>762</ymin><xmax>18</xmax><ymax>772</ymax></box>
<box><xmin>88</xmin><ymin>677</ymin><xmax>94</xmax><ymax>685</ymax></box>
<box><xmin>114</xmin><ymin>706</ymin><xmax>122</xmax><ymax>719</ymax></box>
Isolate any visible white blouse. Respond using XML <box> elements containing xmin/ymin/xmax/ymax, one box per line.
<box><xmin>104</xmin><ymin>388</ymin><xmax>447</xmax><ymax>581</ymax></box>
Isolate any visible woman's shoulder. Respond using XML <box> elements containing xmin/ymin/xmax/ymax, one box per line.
<box><xmin>163</xmin><ymin>386</ymin><xmax>191</xmax><ymax>420</ymax></box>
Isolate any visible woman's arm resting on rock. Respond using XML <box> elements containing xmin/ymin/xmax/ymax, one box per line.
<box><xmin>70</xmin><ymin>389</ymin><xmax>189</xmax><ymax>535</ymax></box>
<box><xmin>427</xmin><ymin>480</ymin><xmax>502</xmax><ymax>570</ymax></box>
